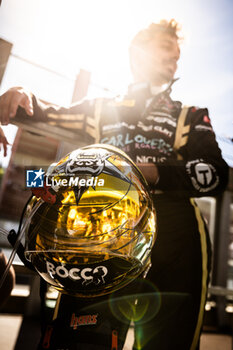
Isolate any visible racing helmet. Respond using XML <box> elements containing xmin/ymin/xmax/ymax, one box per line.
<box><xmin>24</xmin><ymin>144</ymin><xmax>156</xmax><ymax>297</ymax></box>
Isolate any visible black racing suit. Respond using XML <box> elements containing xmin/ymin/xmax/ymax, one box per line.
<box><xmin>16</xmin><ymin>81</ymin><xmax>228</xmax><ymax>349</ymax></box>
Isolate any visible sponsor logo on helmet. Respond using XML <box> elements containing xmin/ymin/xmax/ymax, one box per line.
<box><xmin>70</xmin><ymin>313</ymin><xmax>98</xmax><ymax>329</ymax></box>
<box><xmin>46</xmin><ymin>262</ymin><xmax>108</xmax><ymax>285</ymax></box>
<box><xmin>66</xmin><ymin>148</ymin><xmax>131</xmax><ymax>184</ymax></box>
<box><xmin>67</xmin><ymin>152</ymin><xmax>107</xmax><ymax>175</ymax></box>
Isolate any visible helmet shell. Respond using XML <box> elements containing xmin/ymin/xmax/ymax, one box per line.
<box><xmin>25</xmin><ymin>144</ymin><xmax>156</xmax><ymax>297</ymax></box>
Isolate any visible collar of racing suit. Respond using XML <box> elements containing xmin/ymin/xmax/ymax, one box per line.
<box><xmin>128</xmin><ymin>78</ymin><xmax>179</xmax><ymax>99</ymax></box>
<box><xmin>127</xmin><ymin>78</ymin><xmax>180</xmax><ymax>119</ymax></box>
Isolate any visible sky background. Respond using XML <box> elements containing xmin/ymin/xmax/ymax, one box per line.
<box><xmin>0</xmin><ymin>0</ymin><xmax>232</xmax><ymax>165</ymax></box>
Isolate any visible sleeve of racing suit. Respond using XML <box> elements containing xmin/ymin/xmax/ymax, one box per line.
<box><xmin>155</xmin><ymin>108</ymin><xmax>229</xmax><ymax>197</ymax></box>
<box><xmin>15</xmin><ymin>94</ymin><xmax>96</xmax><ymax>142</ymax></box>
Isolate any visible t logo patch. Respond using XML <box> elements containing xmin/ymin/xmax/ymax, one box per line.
<box><xmin>195</xmin><ymin>163</ymin><xmax>212</xmax><ymax>186</ymax></box>
<box><xmin>186</xmin><ymin>159</ymin><xmax>219</xmax><ymax>193</ymax></box>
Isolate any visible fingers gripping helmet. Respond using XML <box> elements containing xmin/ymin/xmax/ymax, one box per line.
<box><xmin>25</xmin><ymin>144</ymin><xmax>156</xmax><ymax>297</ymax></box>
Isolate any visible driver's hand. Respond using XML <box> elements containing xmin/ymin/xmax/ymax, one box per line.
<box><xmin>0</xmin><ymin>127</ymin><xmax>10</xmax><ymax>157</ymax></box>
<box><xmin>0</xmin><ymin>87</ymin><xmax>33</xmax><ymax>125</ymax></box>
